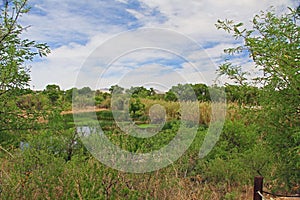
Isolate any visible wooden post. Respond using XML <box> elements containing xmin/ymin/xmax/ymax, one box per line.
<box><xmin>253</xmin><ymin>176</ymin><xmax>263</xmax><ymax>200</ymax></box>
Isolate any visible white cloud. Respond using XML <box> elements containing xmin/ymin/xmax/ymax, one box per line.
<box><xmin>22</xmin><ymin>0</ymin><xmax>297</xmax><ymax>90</ymax></box>
<box><xmin>116</xmin><ymin>0</ymin><xmax>128</xmax><ymax>4</ymax></box>
<box><xmin>30</xmin><ymin>33</ymin><xmax>113</xmax><ymax>90</ymax></box>
<box><xmin>140</xmin><ymin>0</ymin><xmax>295</xmax><ymax>39</ymax></box>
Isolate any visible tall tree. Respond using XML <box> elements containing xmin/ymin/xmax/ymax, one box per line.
<box><xmin>216</xmin><ymin>7</ymin><xmax>299</xmax><ymax>190</ymax></box>
<box><xmin>0</xmin><ymin>0</ymin><xmax>50</xmax><ymax>132</ymax></box>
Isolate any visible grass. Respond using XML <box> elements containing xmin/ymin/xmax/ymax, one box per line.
<box><xmin>137</xmin><ymin>124</ymin><xmax>160</xmax><ymax>129</ymax></box>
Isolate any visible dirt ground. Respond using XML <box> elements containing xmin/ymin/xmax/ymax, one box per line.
<box><xmin>61</xmin><ymin>107</ymin><xmax>108</xmax><ymax>115</ymax></box>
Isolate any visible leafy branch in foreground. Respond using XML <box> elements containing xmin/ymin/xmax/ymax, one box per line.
<box><xmin>0</xmin><ymin>0</ymin><xmax>50</xmax><ymax>132</ymax></box>
<box><xmin>216</xmin><ymin>6</ymin><xmax>300</xmax><ymax>190</ymax></box>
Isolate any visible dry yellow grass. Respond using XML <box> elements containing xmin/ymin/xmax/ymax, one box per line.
<box><xmin>61</xmin><ymin>107</ymin><xmax>108</xmax><ymax>115</ymax></box>
<box><xmin>141</xmin><ymin>99</ymin><xmax>241</xmax><ymax>126</ymax></box>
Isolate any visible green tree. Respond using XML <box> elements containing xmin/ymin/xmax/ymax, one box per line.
<box><xmin>73</xmin><ymin>87</ymin><xmax>95</xmax><ymax>109</ymax></box>
<box><xmin>0</xmin><ymin>0</ymin><xmax>50</xmax><ymax>133</ymax></box>
<box><xmin>65</xmin><ymin>87</ymin><xmax>78</xmax><ymax>103</ymax></box>
<box><xmin>44</xmin><ymin>84</ymin><xmax>61</xmax><ymax>105</ymax></box>
<box><xmin>78</xmin><ymin>86</ymin><xmax>93</xmax><ymax>96</ymax></box>
<box><xmin>165</xmin><ymin>84</ymin><xmax>196</xmax><ymax>101</ymax></box>
<box><xmin>126</xmin><ymin>86</ymin><xmax>151</xmax><ymax>98</ymax></box>
<box><xmin>164</xmin><ymin>90</ymin><xmax>177</xmax><ymax>101</ymax></box>
<box><xmin>225</xmin><ymin>84</ymin><xmax>259</xmax><ymax>104</ymax></box>
<box><xmin>216</xmin><ymin>7</ymin><xmax>300</xmax><ymax>190</ymax></box>
<box><xmin>94</xmin><ymin>90</ymin><xmax>104</xmax><ymax>106</ymax></box>
<box><xmin>129</xmin><ymin>98</ymin><xmax>145</xmax><ymax>119</ymax></box>
<box><xmin>95</xmin><ymin>90</ymin><xmax>111</xmax><ymax>108</ymax></box>
<box><xmin>109</xmin><ymin>85</ymin><xmax>124</xmax><ymax>95</ymax></box>
<box><xmin>191</xmin><ymin>83</ymin><xmax>210</xmax><ymax>102</ymax></box>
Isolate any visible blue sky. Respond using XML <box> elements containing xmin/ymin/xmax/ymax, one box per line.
<box><xmin>18</xmin><ymin>0</ymin><xmax>297</xmax><ymax>90</ymax></box>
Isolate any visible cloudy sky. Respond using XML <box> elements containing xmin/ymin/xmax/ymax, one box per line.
<box><xmin>17</xmin><ymin>0</ymin><xmax>297</xmax><ymax>90</ymax></box>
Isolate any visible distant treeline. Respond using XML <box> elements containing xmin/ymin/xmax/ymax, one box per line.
<box><xmin>18</xmin><ymin>83</ymin><xmax>261</xmax><ymax>110</ymax></box>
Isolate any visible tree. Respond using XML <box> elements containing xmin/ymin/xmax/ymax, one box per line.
<box><xmin>224</xmin><ymin>84</ymin><xmax>259</xmax><ymax>104</ymax></box>
<box><xmin>44</xmin><ymin>84</ymin><xmax>61</xmax><ymax>105</ymax></box>
<box><xmin>0</xmin><ymin>0</ymin><xmax>50</xmax><ymax>132</ymax></box>
<box><xmin>164</xmin><ymin>90</ymin><xmax>177</xmax><ymax>102</ymax></box>
<box><xmin>216</xmin><ymin>7</ymin><xmax>300</xmax><ymax>190</ymax></box>
<box><xmin>125</xmin><ymin>86</ymin><xmax>151</xmax><ymax>98</ymax></box>
<box><xmin>78</xmin><ymin>86</ymin><xmax>93</xmax><ymax>96</ymax></box>
<box><xmin>191</xmin><ymin>83</ymin><xmax>210</xmax><ymax>102</ymax></box>
<box><xmin>165</xmin><ymin>84</ymin><xmax>196</xmax><ymax>101</ymax></box>
<box><xmin>109</xmin><ymin>85</ymin><xmax>124</xmax><ymax>95</ymax></box>
<box><xmin>129</xmin><ymin>98</ymin><xmax>145</xmax><ymax>119</ymax></box>
<box><xmin>73</xmin><ymin>87</ymin><xmax>95</xmax><ymax>109</ymax></box>
<box><xmin>65</xmin><ymin>87</ymin><xmax>78</xmax><ymax>103</ymax></box>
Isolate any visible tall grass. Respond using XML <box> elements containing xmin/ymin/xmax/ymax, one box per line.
<box><xmin>0</xmin><ymin>152</ymin><xmax>254</xmax><ymax>200</ymax></box>
<box><xmin>141</xmin><ymin>99</ymin><xmax>240</xmax><ymax>126</ymax></box>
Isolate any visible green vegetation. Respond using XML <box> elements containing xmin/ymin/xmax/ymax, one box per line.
<box><xmin>216</xmin><ymin>6</ymin><xmax>300</xmax><ymax>190</ymax></box>
<box><xmin>0</xmin><ymin>1</ymin><xmax>299</xmax><ymax>199</ymax></box>
<box><xmin>0</xmin><ymin>0</ymin><xmax>50</xmax><ymax>133</ymax></box>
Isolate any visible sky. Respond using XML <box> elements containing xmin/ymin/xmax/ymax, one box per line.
<box><xmin>17</xmin><ymin>0</ymin><xmax>298</xmax><ymax>90</ymax></box>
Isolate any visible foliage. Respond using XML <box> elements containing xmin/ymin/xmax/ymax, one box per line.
<box><xmin>166</xmin><ymin>83</ymin><xmax>196</xmax><ymax>101</ymax></box>
<box><xmin>95</xmin><ymin>89</ymin><xmax>111</xmax><ymax>108</ymax></box>
<box><xmin>216</xmin><ymin>7</ymin><xmax>300</xmax><ymax>189</ymax></box>
<box><xmin>78</xmin><ymin>86</ymin><xmax>93</xmax><ymax>96</ymax></box>
<box><xmin>109</xmin><ymin>84</ymin><xmax>124</xmax><ymax>94</ymax></box>
<box><xmin>191</xmin><ymin>83</ymin><xmax>210</xmax><ymax>102</ymax></box>
<box><xmin>72</xmin><ymin>87</ymin><xmax>95</xmax><ymax>109</ymax></box>
<box><xmin>225</xmin><ymin>84</ymin><xmax>259</xmax><ymax>105</ymax></box>
<box><xmin>0</xmin><ymin>0</ymin><xmax>50</xmax><ymax>132</ymax></box>
<box><xmin>44</xmin><ymin>84</ymin><xmax>61</xmax><ymax>105</ymax></box>
<box><xmin>129</xmin><ymin>98</ymin><xmax>145</xmax><ymax>119</ymax></box>
<box><xmin>164</xmin><ymin>90</ymin><xmax>177</xmax><ymax>101</ymax></box>
<box><xmin>126</xmin><ymin>86</ymin><xmax>151</xmax><ymax>98</ymax></box>
<box><xmin>165</xmin><ymin>83</ymin><xmax>212</xmax><ymax>102</ymax></box>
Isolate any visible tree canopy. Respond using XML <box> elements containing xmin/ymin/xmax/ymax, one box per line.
<box><xmin>0</xmin><ymin>0</ymin><xmax>50</xmax><ymax>131</ymax></box>
<box><xmin>216</xmin><ymin>6</ymin><xmax>300</xmax><ymax>188</ymax></box>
